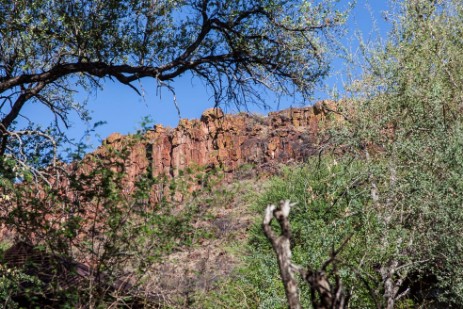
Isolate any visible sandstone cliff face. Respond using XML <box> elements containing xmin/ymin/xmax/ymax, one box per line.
<box><xmin>96</xmin><ymin>101</ymin><xmax>335</xmax><ymax>186</ymax></box>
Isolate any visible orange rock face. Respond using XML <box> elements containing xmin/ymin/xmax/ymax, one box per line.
<box><xmin>93</xmin><ymin>101</ymin><xmax>335</xmax><ymax>182</ymax></box>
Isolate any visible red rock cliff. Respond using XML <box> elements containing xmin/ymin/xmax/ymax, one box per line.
<box><xmin>94</xmin><ymin>101</ymin><xmax>335</xmax><ymax>184</ymax></box>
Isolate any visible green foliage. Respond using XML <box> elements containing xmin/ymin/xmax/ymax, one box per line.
<box><xmin>198</xmin><ymin>158</ymin><xmax>384</xmax><ymax>308</ymax></box>
<box><xmin>193</xmin><ymin>250</ymin><xmax>286</xmax><ymax>309</ymax></box>
<box><xmin>331</xmin><ymin>0</ymin><xmax>463</xmax><ymax>306</ymax></box>
<box><xmin>0</xmin><ymin>262</ymin><xmax>43</xmax><ymax>309</ymax></box>
<box><xmin>0</xmin><ymin>130</ymin><xmax>233</xmax><ymax>307</ymax></box>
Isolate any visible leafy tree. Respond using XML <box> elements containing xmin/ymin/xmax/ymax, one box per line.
<box><xmin>0</xmin><ymin>0</ymin><xmax>346</xmax><ymax>162</ymax></box>
<box><xmin>331</xmin><ymin>0</ymin><xmax>463</xmax><ymax>306</ymax></box>
<box><xmin>253</xmin><ymin>1</ymin><xmax>463</xmax><ymax>308</ymax></box>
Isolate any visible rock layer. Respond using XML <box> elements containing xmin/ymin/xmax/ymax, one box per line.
<box><xmin>96</xmin><ymin>101</ymin><xmax>335</xmax><ymax>187</ymax></box>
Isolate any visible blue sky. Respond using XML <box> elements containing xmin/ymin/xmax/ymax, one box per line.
<box><xmin>19</xmin><ymin>1</ymin><xmax>391</xmax><ymax>150</ymax></box>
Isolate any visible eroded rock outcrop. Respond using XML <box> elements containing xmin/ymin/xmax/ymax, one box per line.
<box><xmin>95</xmin><ymin>100</ymin><xmax>335</xmax><ymax>184</ymax></box>
<box><xmin>1</xmin><ymin>101</ymin><xmax>337</xmax><ymax>242</ymax></box>
<box><xmin>1</xmin><ymin>102</ymin><xmax>337</xmax><ymax>234</ymax></box>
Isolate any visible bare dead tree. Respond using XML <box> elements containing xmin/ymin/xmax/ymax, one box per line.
<box><xmin>263</xmin><ymin>200</ymin><xmax>349</xmax><ymax>309</ymax></box>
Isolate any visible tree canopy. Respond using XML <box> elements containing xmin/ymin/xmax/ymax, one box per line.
<box><xmin>0</xmin><ymin>0</ymin><xmax>345</xmax><ymax>160</ymax></box>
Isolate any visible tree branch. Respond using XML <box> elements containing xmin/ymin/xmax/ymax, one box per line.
<box><xmin>263</xmin><ymin>200</ymin><xmax>301</xmax><ymax>309</ymax></box>
<box><xmin>1</xmin><ymin>82</ymin><xmax>46</xmax><ymax>130</ymax></box>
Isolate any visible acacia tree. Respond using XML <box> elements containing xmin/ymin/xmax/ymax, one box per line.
<box><xmin>0</xmin><ymin>0</ymin><xmax>345</xmax><ymax>164</ymax></box>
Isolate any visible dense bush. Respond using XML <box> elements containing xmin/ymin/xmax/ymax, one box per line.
<box><xmin>215</xmin><ymin>1</ymin><xmax>463</xmax><ymax>307</ymax></box>
<box><xmin>338</xmin><ymin>0</ymin><xmax>463</xmax><ymax>305</ymax></box>
<box><xmin>197</xmin><ymin>158</ymin><xmax>377</xmax><ymax>308</ymax></box>
<box><xmin>0</xmin><ymin>132</ymin><xmax>228</xmax><ymax>307</ymax></box>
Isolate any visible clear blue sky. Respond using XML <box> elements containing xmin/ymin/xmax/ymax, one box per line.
<box><xmin>19</xmin><ymin>0</ymin><xmax>390</xmax><ymax>151</ymax></box>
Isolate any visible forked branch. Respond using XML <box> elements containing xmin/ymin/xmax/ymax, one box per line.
<box><xmin>263</xmin><ymin>200</ymin><xmax>349</xmax><ymax>309</ymax></box>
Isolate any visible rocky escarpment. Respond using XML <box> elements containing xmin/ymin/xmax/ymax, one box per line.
<box><xmin>93</xmin><ymin>100</ymin><xmax>335</xmax><ymax>193</ymax></box>
<box><xmin>1</xmin><ymin>101</ymin><xmax>337</xmax><ymax>240</ymax></box>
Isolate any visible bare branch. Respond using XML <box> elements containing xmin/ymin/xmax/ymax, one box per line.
<box><xmin>263</xmin><ymin>200</ymin><xmax>301</xmax><ymax>309</ymax></box>
<box><xmin>263</xmin><ymin>200</ymin><xmax>349</xmax><ymax>309</ymax></box>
